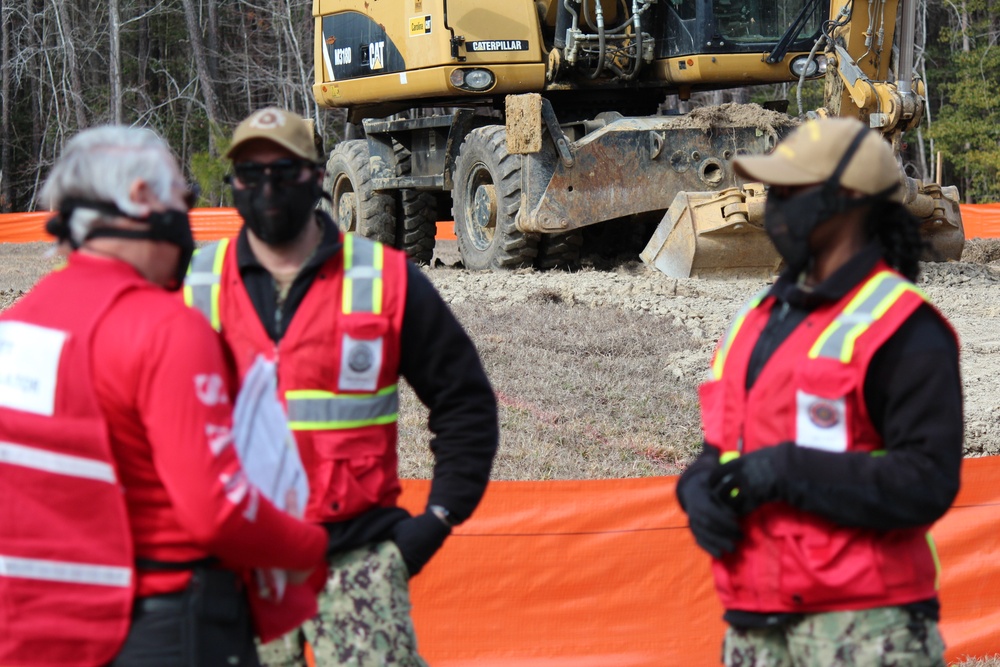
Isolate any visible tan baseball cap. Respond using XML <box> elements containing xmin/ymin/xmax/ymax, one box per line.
<box><xmin>226</xmin><ymin>107</ymin><xmax>320</xmax><ymax>163</ymax></box>
<box><xmin>733</xmin><ymin>117</ymin><xmax>904</xmax><ymax>203</ymax></box>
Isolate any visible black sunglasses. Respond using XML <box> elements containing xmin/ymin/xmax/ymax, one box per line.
<box><xmin>230</xmin><ymin>159</ymin><xmax>312</xmax><ymax>187</ymax></box>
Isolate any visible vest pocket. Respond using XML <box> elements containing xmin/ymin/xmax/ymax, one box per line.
<box><xmin>310</xmin><ymin>432</ymin><xmax>388</xmax><ymax>521</ymax></box>
<box><xmin>775</xmin><ymin>516</ymin><xmax>887</xmax><ymax>608</ymax></box>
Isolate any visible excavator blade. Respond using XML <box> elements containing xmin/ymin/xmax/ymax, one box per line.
<box><xmin>642</xmin><ymin>178</ymin><xmax>966</xmax><ymax>279</ymax></box>
<box><xmin>904</xmin><ymin>178</ymin><xmax>965</xmax><ymax>262</ymax></box>
<box><xmin>641</xmin><ymin>186</ymin><xmax>781</xmax><ymax>279</ymax></box>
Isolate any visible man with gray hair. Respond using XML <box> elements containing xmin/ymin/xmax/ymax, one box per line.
<box><xmin>0</xmin><ymin>125</ymin><xmax>329</xmax><ymax>667</ymax></box>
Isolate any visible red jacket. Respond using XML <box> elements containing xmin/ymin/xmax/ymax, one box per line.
<box><xmin>0</xmin><ymin>255</ymin><xmax>137</xmax><ymax>666</ymax></box>
<box><xmin>700</xmin><ymin>262</ymin><xmax>951</xmax><ymax>612</ymax></box>
<box><xmin>0</xmin><ymin>254</ymin><xmax>328</xmax><ymax>662</ymax></box>
<box><xmin>184</xmin><ymin>233</ymin><xmax>408</xmax><ymax>523</ymax></box>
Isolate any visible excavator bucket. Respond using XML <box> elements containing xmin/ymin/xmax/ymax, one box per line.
<box><xmin>641</xmin><ymin>185</ymin><xmax>781</xmax><ymax>279</ymax></box>
<box><xmin>904</xmin><ymin>179</ymin><xmax>965</xmax><ymax>262</ymax></box>
<box><xmin>642</xmin><ymin>178</ymin><xmax>965</xmax><ymax>279</ymax></box>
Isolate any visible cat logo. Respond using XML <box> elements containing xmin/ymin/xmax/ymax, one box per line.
<box><xmin>368</xmin><ymin>40</ymin><xmax>385</xmax><ymax>70</ymax></box>
<box><xmin>409</xmin><ymin>15</ymin><xmax>432</xmax><ymax>36</ymax></box>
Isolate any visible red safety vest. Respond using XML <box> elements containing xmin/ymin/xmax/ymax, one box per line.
<box><xmin>184</xmin><ymin>233</ymin><xmax>407</xmax><ymax>524</ymax></box>
<box><xmin>0</xmin><ymin>256</ymin><xmax>138</xmax><ymax>666</ymax></box>
<box><xmin>699</xmin><ymin>262</ymin><xmax>953</xmax><ymax>613</ymax></box>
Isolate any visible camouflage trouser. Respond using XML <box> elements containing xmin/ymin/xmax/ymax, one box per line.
<box><xmin>258</xmin><ymin>541</ymin><xmax>427</xmax><ymax>667</ymax></box>
<box><xmin>722</xmin><ymin>606</ymin><xmax>946</xmax><ymax>667</ymax></box>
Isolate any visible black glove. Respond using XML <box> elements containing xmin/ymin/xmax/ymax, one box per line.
<box><xmin>391</xmin><ymin>510</ymin><xmax>452</xmax><ymax>577</ymax></box>
<box><xmin>708</xmin><ymin>445</ymin><xmax>787</xmax><ymax>516</ymax></box>
<box><xmin>677</xmin><ymin>473</ymin><xmax>743</xmax><ymax>559</ymax></box>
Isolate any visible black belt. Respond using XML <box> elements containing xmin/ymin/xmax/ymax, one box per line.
<box><xmin>135</xmin><ymin>592</ymin><xmax>186</xmax><ymax>614</ymax></box>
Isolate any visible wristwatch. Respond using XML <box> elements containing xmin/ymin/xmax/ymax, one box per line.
<box><xmin>428</xmin><ymin>505</ymin><xmax>458</xmax><ymax>527</ymax></box>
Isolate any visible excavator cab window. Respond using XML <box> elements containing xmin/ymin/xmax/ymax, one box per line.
<box><xmin>660</xmin><ymin>0</ymin><xmax>824</xmax><ymax>57</ymax></box>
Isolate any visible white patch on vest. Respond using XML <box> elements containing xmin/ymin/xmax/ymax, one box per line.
<box><xmin>194</xmin><ymin>373</ymin><xmax>228</xmax><ymax>406</ymax></box>
<box><xmin>0</xmin><ymin>322</ymin><xmax>66</xmax><ymax>416</ymax></box>
<box><xmin>795</xmin><ymin>390</ymin><xmax>848</xmax><ymax>452</ymax></box>
<box><xmin>339</xmin><ymin>335</ymin><xmax>384</xmax><ymax>392</ymax></box>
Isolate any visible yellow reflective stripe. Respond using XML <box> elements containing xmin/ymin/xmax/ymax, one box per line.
<box><xmin>213</xmin><ymin>238</ymin><xmax>229</xmax><ymax>274</ymax></box>
<box><xmin>288</xmin><ymin>413</ymin><xmax>399</xmax><ymax>431</ymax></box>
<box><xmin>926</xmin><ymin>532</ymin><xmax>941</xmax><ymax>591</ymax></box>
<box><xmin>711</xmin><ymin>290</ymin><xmax>767</xmax><ymax>380</ymax></box>
<box><xmin>183</xmin><ymin>239</ymin><xmax>229</xmax><ymax>332</ymax></box>
<box><xmin>208</xmin><ymin>239</ymin><xmax>229</xmax><ymax>331</ymax></box>
<box><xmin>809</xmin><ymin>271</ymin><xmax>922</xmax><ymax>362</ymax></box>
<box><xmin>286</xmin><ymin>386</ymin><xmax>398</xmax><ymax>400</ymax></box>
<box><xmin>341</xmin><ymin>234</ymin><xmax>384</xmax><ymax>315</ymax></box>
<box><xmin>373</xmin><ymin>243</ymin><xmax>385</xmax><ymax>315</ymax></box>
<box><xmin>343</xmin><ymin>234</ymin><xmax>354</xmax><ymax>314</ymax></box>
<box><xmin>285</xmin><ymin>385</ymin><xmax>398</xmax><ymax>430</ymax></box>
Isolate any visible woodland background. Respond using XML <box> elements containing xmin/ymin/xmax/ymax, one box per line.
<box><xmin>0</xmin><ymin>0</ymin><xmax>996</xmax><ymax>212</ymax></box>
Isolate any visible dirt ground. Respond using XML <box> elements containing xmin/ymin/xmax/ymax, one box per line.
<box><xmin>3</xmin><ymin>239</ymin><xmax>1000</xmax><ymax>480</ymax></box>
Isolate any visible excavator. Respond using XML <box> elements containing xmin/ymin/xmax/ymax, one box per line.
<box><xmin>311</xmin><ymin>0</ymin><xmax>964</xmax><ymax>276</ymax></box>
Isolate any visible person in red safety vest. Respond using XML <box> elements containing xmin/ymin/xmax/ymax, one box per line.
<box><xmin>0</xmin><ymin>126</ymin><xmax>329</xmax><ymax>667</ymax></box>
<box><xmin>182</xmin><ymin>108</ymin><xmax>499</xmax><ymax>666</ymax></box>
<box><xmin>677</xmin><ymin>117</ymin><xmax>963</xmax><ymax>666</ymax></box>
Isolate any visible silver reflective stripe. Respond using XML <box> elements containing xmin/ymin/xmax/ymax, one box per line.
<box><xmin>185</xmin><ymin>240</ymin><xmax>224</xmax><ymax>328</ymax></box>
<box><xmin>0</xmin><ymin>440</ymin><xmax>116</xmax><ymax>483</ymax></box>
<box><xmin>0</xmin><ymin>554</ymin><xmax>131</xmax><ymax>587</ymax></box>
<box><xmin>286</xmin><ymin>390</ymin><xmax>399</xmax><ymax>428</ymax></box>
<box><xmin>345</xmin><ymin>235</ymin><xmax>381</xmax><ymax>314</ymax></box>
<box><xmin>811</xmin><ymin>272</ymin><xmax>912</xmax><ymax>361</ymax></box>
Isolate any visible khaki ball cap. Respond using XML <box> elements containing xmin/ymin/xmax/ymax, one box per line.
<box><xmin>733</xmin><ymin>117</ymin><xmax>904</xmax><ymax>203</ymax></box>
<box><xmin>226</xmin><ymin>107</ymin><xmax>320</xmax><ymax>163</ymax></box>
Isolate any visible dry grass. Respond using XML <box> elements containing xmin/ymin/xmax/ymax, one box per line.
<box><xmin>397</xmin><ymin>293</ymin><xmax>703</xmax><ymax>480</ymax></box>
<box><xmin>955</xmin><ymin>658</ymin><xmax>1000</xmax><ymax>666</ymax></box>
<box><xmin>961</xmin><ymin>238</ymin><xmax>1000</xmax><ymax>265</ymax></box>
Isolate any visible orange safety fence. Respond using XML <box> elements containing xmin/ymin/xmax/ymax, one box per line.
<box><xmin>0</xmin><ymin>206</ymin><xmax>996</xmax><ymax>242</ymax></box>
<box><xmin>398</xmin><ymin>455</ymin><xmax>1000</xmax><ymax>666</ymax></box>
<box><xmin>0</xmin><ymin>209</ymin><xmax>459</xmax><ymax>242</ymax></box>
<box><xmin>959</xmin><ymin>203</ymin><xmax>1000</xmax><ymax>239</ymax></box>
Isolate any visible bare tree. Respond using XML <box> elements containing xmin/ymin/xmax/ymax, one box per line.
<box><xmin>2</xmin><ymin>0</ymin><xmax>12</xmax><ymax>211</ymax></box>
<box><xmin>52</xmin><ymin>0</ymin><xmax>88</xmax><ymax>130</ymax></box>
<box><xmin>109</xmin><ymin>0</ymin><xmax>123</xmax><ymax>125</ymax></box>
<box><xmin>180</xmin><ymin>0</ymin><xmax>220</xmax><ymax>148</ymax></box>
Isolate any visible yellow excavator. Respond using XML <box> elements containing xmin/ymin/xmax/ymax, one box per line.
<box><xmin>311</xmin><ymin>0</ymin><xmax>964</xmax><ymax>276</ymax></box>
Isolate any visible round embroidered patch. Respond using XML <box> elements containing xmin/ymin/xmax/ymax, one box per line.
<box><xmin>347</xmin><ymin>342</ymin><xmax>374</xmax><ymax>373</ymax></box>
<box><xmin>808</xmin><ymin>400</ymin><xmax>840</xmax><ymax>429</ymax></box>
<box><xmin>249</xmin><ymin>109</ymin><xmax>286</xmax><ymax>129</ymax></box>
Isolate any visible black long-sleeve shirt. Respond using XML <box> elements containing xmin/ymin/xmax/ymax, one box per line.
<box><xmin>679</xmin><ymin>244</ymin><xmax>963</xmax><ymax>625</ymax></box>
<box><xmin>235</xmin><ymin>213</ymin><xmax>499</xmax><ymax>543</ymax></box>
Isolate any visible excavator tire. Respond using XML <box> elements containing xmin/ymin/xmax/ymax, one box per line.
<box><xmin>452</xmin><ymin>125</ymin><xmax>538</xmax><ymax>270</ymax></box>
<box><xmin>394</xmin><ymin>144</ymin><xmax>436</xmax><ymax>265</ymax></box>
<box><xmin>398</xmin><ymin>191</ymin><xmax>437</xmax><ymax>264</ymax></box>
<box><xmin>535</xmin><ymin>231</ymin><xmax>583</xmax><ymax>270</ymax></box>
<box><xmin>324</xmin><ymin>139</ymin><xmax>396</xmax><ymax>245</ymax></box>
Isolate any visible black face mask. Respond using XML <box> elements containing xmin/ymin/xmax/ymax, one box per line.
<box><xmin>762</xmin><ymin>128</ymin><xmax>894</xmax><ymax>277</ymax></box>
<box><xmin>46</xmin><ymin>198</ymin><xmax>195</xmax><ymax>291</ymax></box>
<box><xmin>231</xmin><ymin>177</ymin><xmax>322</xmax><ymax>246</ymax></box>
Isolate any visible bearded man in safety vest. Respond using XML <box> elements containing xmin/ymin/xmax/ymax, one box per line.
<box><xmin>677</xmin><ymin>117</ymin><xmax>963</xmax><ymax>666</ymax></box>
<box><xmin>0</xmin><ymin>126</ymin><xmax>330</xmax><ymax>667</ymax></box>
<box><xmin>183</xmin><ymin>108</ymin><xmax>499</xmax><ymax>666</ymax></box>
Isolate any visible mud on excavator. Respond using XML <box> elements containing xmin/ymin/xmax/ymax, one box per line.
<box><xmin>311</xmin><ymin>0</ymin><xmax>964</xmax><ymax>277</ymax></box>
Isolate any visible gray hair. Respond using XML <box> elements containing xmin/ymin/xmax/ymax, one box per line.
<box><xmin>39</xmin><ymin>126</ymin><xmax>178</xmax><ymax>246</ymax></box>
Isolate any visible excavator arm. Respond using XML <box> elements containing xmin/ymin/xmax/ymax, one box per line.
<box><xmin>643</xmin><ymin>0</ymin><xmax>964</xmax><ymax>277</ymax></box>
